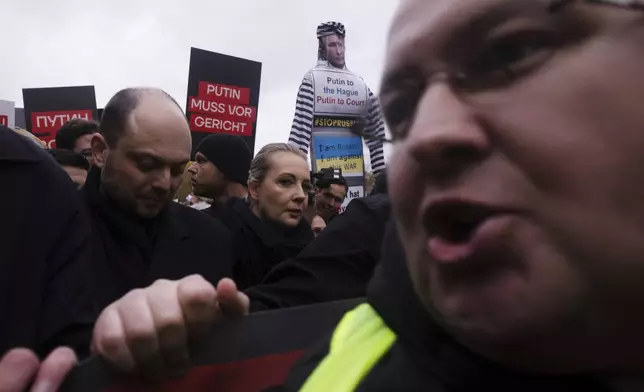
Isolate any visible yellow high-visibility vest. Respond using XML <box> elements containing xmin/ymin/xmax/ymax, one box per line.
<box><xmin>300</xmin><ymin>303</ymin><xmax>397</xmax><ymax>392</ymax></box>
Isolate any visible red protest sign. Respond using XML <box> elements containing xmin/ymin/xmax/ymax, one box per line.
<box><xmin>185</xmin><ymin>48</ymin><xmax>262</xmax><ymax>156</ymax></box>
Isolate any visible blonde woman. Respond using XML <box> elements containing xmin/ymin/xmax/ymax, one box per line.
<box><xmin>223</xmin><ymin>143</ymin><xmax>315</xmax><ymax>290</ymax></box>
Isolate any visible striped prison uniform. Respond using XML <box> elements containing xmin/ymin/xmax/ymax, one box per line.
<box><xmin>288</xmin><ymin>71</ymin><xmax>386</xmax><ymax>174</ymax></box>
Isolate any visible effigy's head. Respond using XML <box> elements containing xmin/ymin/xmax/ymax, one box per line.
<box><xmin>317</xmin><ymin>21</ymin><xmax>346</xmax><ymax>69</ymax></box>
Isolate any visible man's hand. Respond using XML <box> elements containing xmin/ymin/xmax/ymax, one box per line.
<box><xmin>350</xmin><ymin>117</ymin><xmax>368</xmax><ymax>138</ymax></box>
<box><xmin>91</xmin><ymin>275</ymin><xmax>249</xmax><ymax>380</ymax></box>
<box><xmin>0</xmin><ymin>347</ymin><xmax>77</xmax><ymax>392</ymax></box>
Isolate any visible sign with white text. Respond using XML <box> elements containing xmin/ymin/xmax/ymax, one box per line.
<box><xmin>22</xmin><ymin>86</ymin><xmax>98</xmax><ymax>149</ymax></box>
<box><xmin>186</xmin><ymin>48</ymin><xmax>262</xmax><ymax>155</ymax></box>
<box><xmin>312</xmin><ymin>69</ymin><xmax>368</xmax><ymax>117</ymax></box>
<box><xmin>339</xmin><ymin>186</ymin><xmax>365</xmax><ymax>214</ymax></box>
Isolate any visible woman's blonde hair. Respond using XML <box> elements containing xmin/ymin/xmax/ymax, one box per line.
<box><xmin>12</xmin><ymin>128</ymin><xmax>46</xmax><ymax>148</ymax></box>
<box><xmin>248</xmin><ymin>143</ymin><xmax>307</xmax><ymax>186</ymax></box>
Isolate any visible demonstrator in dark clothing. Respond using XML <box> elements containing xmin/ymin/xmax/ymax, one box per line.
<box><xmin>228</xmin><ymin>143</ymin><xmax>315</xmax><ymax>290</ymax></box>
<box><xmin>85</xmin><ymin>87</ymin><xmax>234</xmax><ymax>308</ymax></box>
<box><xmin>188</xmin><ymin>133</ymin><xmax>252</xmax><ymax>220</ymax></box>
<box><xmin>284</xmin><ymin>223</ymin><xmax>607</xmax><ymax>391</ymax></box>
<box><xmin>0</xmin><ymin>126</ymin><xmax>95</xmax><ymax>358</ymax></box>
<box><xmin>226</xmin><ymin>197</ymin><xmax>314</xmax><ymax>290</ymax></box>
<box><xmin>84</xmin><ymin>168</ymin><xmax>234</xmax><ymax>308</ymax></box>
<box><xmin>247</xmin><ymin>192</ymin><xmax>390</xmax><ymax>311</ymax></box>
<box><xmin>63</xmin><ymin>1</ymin><xmax>644</xmax><ymax>389</ymax></box>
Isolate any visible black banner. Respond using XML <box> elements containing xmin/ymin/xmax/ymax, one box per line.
<box><xmin>22</xmin><ymin>86</ymin><xmax>98</xmax><ymax>149</ymax></box>
<box><xmin>60</xmin><ymin>299</ymin><xmax>362</xmax><ymax>392</ymax></box>
<box><xmin>185</xmin><ymin>47</ymin><xmax>262</xmax><ymax>156</ymax></box>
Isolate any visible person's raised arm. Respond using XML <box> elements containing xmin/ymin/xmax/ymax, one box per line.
<box><xmin>288</xmin><ymin>74</ymin><xmax>315</xmax><ymax>154</ymax></box>
<box><xmin>363</xmin><ymin>88</ymin><xmax>387</xmax><ymax>175</ymax></box>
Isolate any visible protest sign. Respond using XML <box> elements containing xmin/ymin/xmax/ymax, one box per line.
<box><xmin>22</xmin><ymin>86</ymin><xmax>98</xmax><ymax>148</ymax></box>
<box><xmin>0</xmin><ymin>100</ymin><xmax>15</xmax><ymax>128</ymax></box>
<box><xmin>60</xmin><ymin>298</ymin><xmax>362</xmax><ymax>392</ymax></box>
<box><xmin>288</xmin><ymin>21</ymin><xmax>385</xmax><ymax>202</ymax></box>
<box><xmin>312</xmin><ymin>69</ymin><xmax>369</xmax><ymax>117</ymax></box>
<box><xmin>312</xmin><ymin>134</ymin><xmax>364</xmax><ymax>177</ymax></box>
<box><xmin>340</xmin><ymin>186</ymin><xmax>365</xmax><ymax>212</ymax></box>
<box><xmin>186</xmin><ymin>48</ymin><xmax>262</xmax><ymax>155</ymax></box>
<box><xmin>311</xmin><ymin>128</ymin><xmax>366</xmax><ymax>211</ymax></box>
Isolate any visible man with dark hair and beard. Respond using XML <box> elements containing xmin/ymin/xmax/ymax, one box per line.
<box><xmin>83</xmin><ymin>87</ymin><xmax>234</xmax><ymax>309</ymax></box>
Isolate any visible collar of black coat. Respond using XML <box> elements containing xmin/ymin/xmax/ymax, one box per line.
<box><xmin>231</xmin><ymin>197</ymin><xmax>313</xmax><ymax>248</ymax></box>
<box><xmin>82</xmin><ymin>167</ymin><xmax>189</xmax><ymax>241</ymax></box>
<box><xmin>366</xmin><ymin>221</ymin><xmax>606</xmax><ymax>390</ymax></box>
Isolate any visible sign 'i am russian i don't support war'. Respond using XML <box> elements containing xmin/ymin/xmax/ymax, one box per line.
<box><xmin>312</xmin><ymin>132</ymin><xmax>366</xmax><ymax>211</ymax></box>
<box><xmin>185</xmin><ymin>47</ymin><xmax>262</xmax><ymax>156</ymax></box>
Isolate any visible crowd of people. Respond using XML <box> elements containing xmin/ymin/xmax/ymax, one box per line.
<box><xmin>3</xmin><ymin>0</ymin><xmax>644</xmax><ymax>390</ymax></box>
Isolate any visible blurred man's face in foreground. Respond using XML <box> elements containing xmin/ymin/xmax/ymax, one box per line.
<box><xmin>385</xmin><ymin>0</ymin><xmax>644</xmax><ymax>373</ymax></box>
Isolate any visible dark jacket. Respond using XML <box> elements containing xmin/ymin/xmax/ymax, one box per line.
<box><xmin>203</xmin><ymin>198</ymin><xmax>238</xmax><ymax>225</ymax></box>
<box><xmin>83</xmin><ymin>168</ymin><xmax>234</xmax><ymax>309</ymax></box>
<box><xmin>284</xmin><ymin>221</ymin><xmax>610</xmax><ymax>391</ymax></box>
<box><xmin>247</xmin><ymin>194</ymin><xmax>390</xmax><ymax>312</ymax></box>
<box><xmin>0</xmin><ymin>127</ymin><xmax>95</xmax><ymax>358</ymax></box>
<box><xmin>221</xmin><ymin>198</ymin><xmax>314</xmax><ymax>290</ymax></box>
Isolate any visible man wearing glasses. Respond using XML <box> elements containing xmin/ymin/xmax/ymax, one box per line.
<box><xmin>54</xmin><ymin>119</ymin><xmax>99</xmax><ymax>165</ymax></box>
<box><xmin>4</xmin><ymin>0</ymin><xmax>644</xmax><ymax>390</ymax></box>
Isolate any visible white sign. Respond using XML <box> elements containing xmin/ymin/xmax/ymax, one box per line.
<box><xmin>339</xmin><ymin>185</ymin><xmax>364</xmax><ymax>214</ymax></box>
<box><xmin>312</xmin><ymin>69</ymin><xmax>369</xmax><ymax>117</ymax></box>
<box><xmin>0</xmin><ymin>100</ymin><xmax>15</xmax><ymax>129</ymax></box>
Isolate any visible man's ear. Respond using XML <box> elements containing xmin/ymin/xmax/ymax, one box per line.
<box><xmin>248</xmin><ymin>180</ymin><xmax>260</xmax><ymax>202</ymax></box>
<box><xmin>91</xmin><ymin>134</ymin><xmax>109</xmax><ymax>169</ymax></box>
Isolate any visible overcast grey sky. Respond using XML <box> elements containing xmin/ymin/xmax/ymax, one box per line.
<box><xmin>0</xmin><ymin>0</ymin><xmax>398</xmax><ymax>161</ymax></box>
